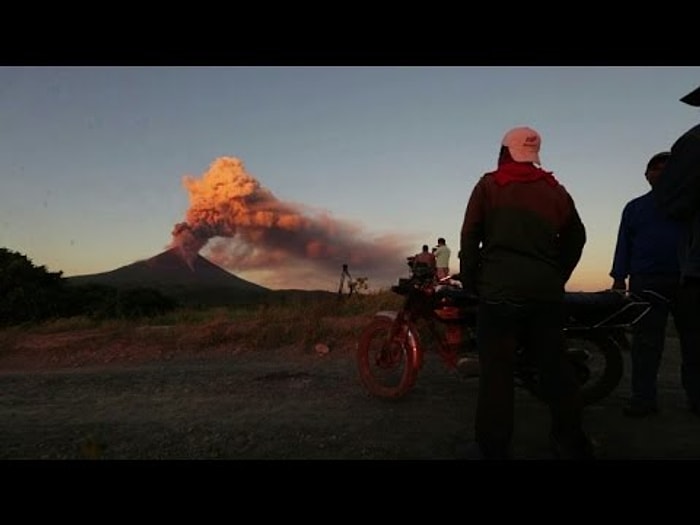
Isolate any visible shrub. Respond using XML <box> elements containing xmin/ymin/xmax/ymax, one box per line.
<box><xmin>115</xmin><ymin>287</ymin><xmax>179</xmax><ymax>319</ymax></box>
<box><xmin>0</xmin><ymin>247</ymin><xmax>65</xmax><ymax>325</ymax></box>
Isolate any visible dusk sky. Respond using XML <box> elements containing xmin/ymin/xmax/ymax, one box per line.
<box><xmin>1</xmin><ymin>67</ymin><xmax>698</xmax><ymax>292</ymax></box>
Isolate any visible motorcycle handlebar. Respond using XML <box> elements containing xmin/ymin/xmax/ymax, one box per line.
<box><xmin>607</xmin><ymin>287</ymin><xmax>670</xmax><ymax>305</ymax></box>
<box><xmin>637</xmin><ymin>289</ymin><xmax>670</xmax><ymax>304</ymax></box>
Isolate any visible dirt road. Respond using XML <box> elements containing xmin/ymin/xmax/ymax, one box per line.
<box><xmin>1</xmin><ymin>332</ymin><xmax>698</xmax><ymax>460</ymax></box>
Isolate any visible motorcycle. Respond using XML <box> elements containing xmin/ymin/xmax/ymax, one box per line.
<box><xmin>356</xmin><ymin>270</ymin><xmax>656</xmax><ymax>406</ymax></box>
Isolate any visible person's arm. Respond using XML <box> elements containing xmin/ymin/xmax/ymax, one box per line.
<box><xmin>609</xmin><ymin>204</ymin><xmax>631</xmax><ymax>290</ymax></box>
<box><xmin>654</xmin><ymin>126</ymin><xmax>700</xmax><ymax>220</ymax></box>
<box><xmin>558</xmin><ymin>194</ymin><xmax>587</xmax><ymax>284</ymax></box>
<box><xmin>460</xmin><ymin>179</ymin><xmax>486</xmax><ymax>293</ymax></box>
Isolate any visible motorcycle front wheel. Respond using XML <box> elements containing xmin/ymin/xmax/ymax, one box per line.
<box><xmin>356</xmin><ymin>317</ymin><xmax>419</xmax><ymax>399</ymax></box>
<box><xmin>524</xmin><ymin>332</ymin><xmax>624</xmax><ymax>406</ymax></box>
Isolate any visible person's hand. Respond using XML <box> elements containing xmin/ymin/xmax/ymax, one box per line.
<box><xmin>611</xmin><ymin>279</ymin><xmax>626</xmax><ymax>291</ymax></box>
<box><xmin>454</xmin><ymin>274</ymin><xmax>478</xmax><ymax>299</ymax></box>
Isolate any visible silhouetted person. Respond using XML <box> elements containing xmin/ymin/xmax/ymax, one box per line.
<box><xmin>434</xmin><ymin>237</ymin><xmax>452</xmax><ymax>280</ymax></box>
<box><xmin>610</xmin><ymin>152</ymin><xmax>692</xmax><ymax>417</ymax></box>
<box><xmin>651</xmin><ymin>83</ymin><xmax>700</xmax><ymax>417</ymax></box>
<box><xmin>460</xmin><ymin>126</ymin><xmax>591</xmax><ymax>459</ymax></box>
<box><xmin>338</xmin><ymin>264</ymin><xmax>353</xmax><ymax>296</ymax></box>
<box><xmin>411</xmin><ymin>244</ymin><xmax>437</xmax><ymax>280</ymax></box>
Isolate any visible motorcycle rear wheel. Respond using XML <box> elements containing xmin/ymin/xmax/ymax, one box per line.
<box><xmin>572</xmin><ymin>333</ymin><xmax>624</xmax><ymax>405</ymax></box>
<box><xmin>357</xmin><ymin>317</ymin><xmax>419</xmax><ymax>399</ymax></box>
<box><xmin>526</xmin><ymin>332</ymin><xmax>624</xmax><ymax>406</ymax></box>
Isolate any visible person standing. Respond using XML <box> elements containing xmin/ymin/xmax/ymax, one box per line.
<box><xmin>434</xmin><ymin>238</ymin><xmax>452</xmax><ymax>280</ymax></box>
<box><xmin>651</xmin><ymin>84</ymin><xmax>700</xmax><ymax>417</ymax></box>
<box><xmin>338</xmin><ymin>263</ymin><xmax>353</xmax><ymax>296</ymax></box>
<box><xmin>460</xmin><ymin>126</ymin><xmax>591</xmax><ymax>459</ymax></box>
<box><xmin>610</xmin><ymin>152</ymin><xmax>689</xmax><ymax>417</ymax></box>
<box><xmin>411</xmin><ymin>244</ymin><xmax>437</xmax><ymax>279</ymax></box>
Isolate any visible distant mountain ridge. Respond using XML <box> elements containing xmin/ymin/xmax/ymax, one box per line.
<box><xmin>66</xmin><ymin>248</ymin><xmax>271</xmax><ymax>306</ymax></box>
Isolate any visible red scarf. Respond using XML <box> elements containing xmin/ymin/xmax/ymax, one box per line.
<box><xmin>490</xmin><ymin>162</ymin><xmax>559</xmax><ymax>187</ymax></box>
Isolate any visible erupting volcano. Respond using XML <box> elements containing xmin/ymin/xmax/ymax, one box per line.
<box><xmin>167</xmin><ymin>156</ymin><xmax>413</xmax><ymax>290</ymax></box>
<box><xmin>69</xmin><ymin>156</ymin><xmax>414</xmax><ymax>298</ymax></box>
<box><xmin>66</xmin><ymin>248</ymin><xmax>269</xmax><ymax>306</ymax></box>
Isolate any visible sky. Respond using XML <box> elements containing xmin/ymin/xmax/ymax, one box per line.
<box><xmin>1</xmin><ymin>66</ymin><xmax>699</xmax><ymax>293</ymax></box>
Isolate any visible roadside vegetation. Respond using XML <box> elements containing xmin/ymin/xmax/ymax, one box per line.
<box><xmin>0</xmin><ymin>247</ymin><xmax>404</xmax><ymax>354</ymax></box>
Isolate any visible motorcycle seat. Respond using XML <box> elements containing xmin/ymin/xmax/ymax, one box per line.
<box><xmin>435</xmin><ymin>287</ymin><xmax>479</xmax><ymax>307</ymax></box>
<box><xmin>564</xmin><ymin>290</ymin><xmax>647</xmax><ymax>328</ymax></box>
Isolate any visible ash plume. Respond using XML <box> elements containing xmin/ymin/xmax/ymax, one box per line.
<box><xmin>169</xmin><ymin>157</ymin><xmax>413</xmax><ymax>290</ymax></box>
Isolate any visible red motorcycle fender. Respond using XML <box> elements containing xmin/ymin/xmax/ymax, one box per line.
<box><xmin>373</xmin><ymin>311</ymin><xmax>423</xmax><ymax>370</ymax></box>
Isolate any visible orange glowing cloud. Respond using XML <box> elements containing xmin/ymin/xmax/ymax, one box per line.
<box><xmin>169</xmin><ymin>157</ymin><xmax>414</xmax><ymax>290</ymax></box>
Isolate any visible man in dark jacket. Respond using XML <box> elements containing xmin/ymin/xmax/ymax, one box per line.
<box><xmin>610</xmin><ymin>152</ymin><xmax>690</xmax><ymax>417</ymax></box>
<box><xmin>460</xmin><ymin>126</ymin><xmax>591</xmax><ymax>459</ymax></box>
<box><xmin>651</xmin><ymin>84</ymin><xmax>700</xmax><ymax>416</ymax></box>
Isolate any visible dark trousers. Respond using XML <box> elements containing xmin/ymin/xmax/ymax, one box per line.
<box><xmin>474</xmin><ymin>300</ymin><xmax>585</xmax><ymax>459</ymax></box>
<box><xmin>628</xmin><ymin>274</ymin><xmax>700</xmax><ymax>406</ymax></box>
<box><xmin>676</xmin><ymin>278</ymin><xmax>700</xmax><ymax>406</ymax></box>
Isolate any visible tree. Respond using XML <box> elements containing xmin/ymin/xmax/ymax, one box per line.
<box><xmin>0</xmin><ymin>247</ymin><xmax>180</xmax><ymax>325</ymax></box>
<box><xmin>0</xmin><ymin>247</ymin><xmax>65</xmax><ymax>325</ymax></box>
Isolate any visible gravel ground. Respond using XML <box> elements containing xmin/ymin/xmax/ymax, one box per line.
<box><xmin>1</xmin><ymin>329</ymin><xmax>699</xmax><ymax>461</ymax></box>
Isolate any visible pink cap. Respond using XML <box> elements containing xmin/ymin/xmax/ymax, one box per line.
<box><xmin>501</xmin><ymin>126</ymin><xmax>541</xmax><ymax>164</ymax></box>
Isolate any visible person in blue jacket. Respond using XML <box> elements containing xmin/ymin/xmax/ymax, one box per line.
<box><xmin>610</xmin><ymin>151</ymin><xmax>688</xmax><ymax>417</ymax></box>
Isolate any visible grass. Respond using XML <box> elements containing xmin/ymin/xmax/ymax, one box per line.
<box><xmin>3</xmin><ymin>289</ymin><xmax>682</xmax><ymax>349</ymax></box>
<box><xmin>0</xmin><ymin>290</ymin><xmax>406</xmax><ymax>355</ymax></box>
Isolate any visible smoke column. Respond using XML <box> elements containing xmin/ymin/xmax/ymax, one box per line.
<box><xmin>169</xmin><ymin>157</ymin><xmax>413</xmax><ymax>290</ymax></box>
